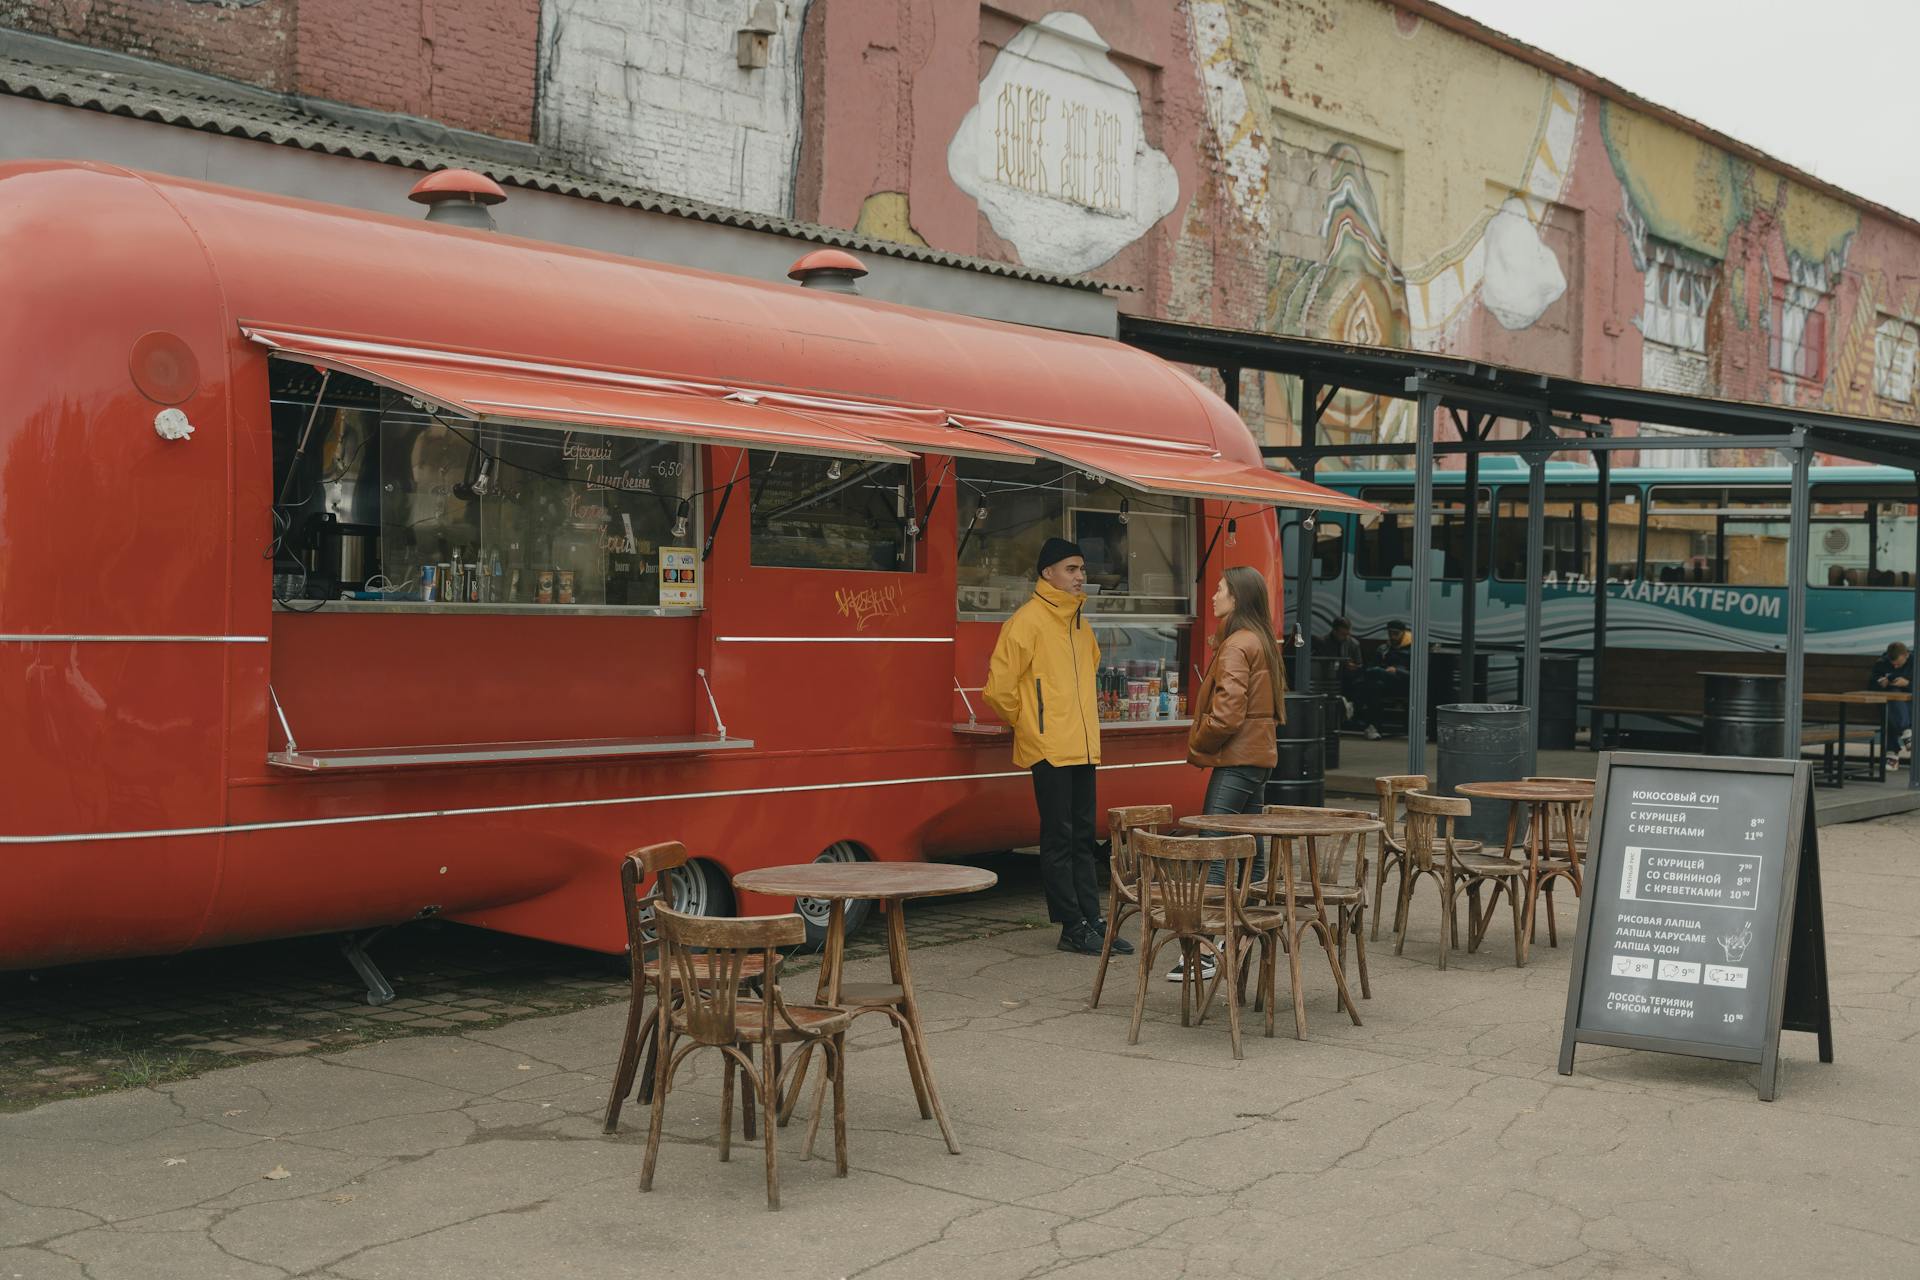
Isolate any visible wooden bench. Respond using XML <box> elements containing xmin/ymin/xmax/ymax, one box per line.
<box><xmin>1589</xmin><ymin>647</ymin><xmax>1889</xmax><ymax>781</ymax></box>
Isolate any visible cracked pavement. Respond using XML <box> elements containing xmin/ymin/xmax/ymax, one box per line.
<box><xmin>2</xmin><ymin>815</ymin><xmax>1917</xmax><ymax>1279</ymax></box>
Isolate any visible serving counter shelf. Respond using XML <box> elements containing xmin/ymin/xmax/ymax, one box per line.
<box><xmin>266</xmin><ymin>733</ymin><xmax>755</xmax><ymax>771</ymax></box>
<box><xmin>952</xmin><ymin>718</ymin><xmax>1192</xmax><ymax>738</ymax></box>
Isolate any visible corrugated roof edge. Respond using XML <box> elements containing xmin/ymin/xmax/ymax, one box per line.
<box><xmin>0</xmin><ymin>47</ymin><xmax>1129</xmax><ymax>294</ymax></box>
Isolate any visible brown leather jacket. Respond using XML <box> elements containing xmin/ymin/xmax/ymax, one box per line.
<box><xmin>1187</xmin><ymin>628</ymin><xmax>1284</xmax><ymax>768</ymax></box>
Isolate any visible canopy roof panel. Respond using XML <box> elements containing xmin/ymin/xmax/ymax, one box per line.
<box><xmin>958</xmin><ymin>417</ymin><xmax>1380</xmax><ymax>513</ymax></box>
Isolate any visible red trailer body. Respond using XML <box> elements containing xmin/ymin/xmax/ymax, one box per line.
<box><xmin>0</xmin><ymin>161</ymin><xmax>1364</xmax><ymax>970</ymax></box>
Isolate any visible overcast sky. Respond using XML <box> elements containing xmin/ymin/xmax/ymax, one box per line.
<box><xmin>1441</xmin><ymin>0</ymin><xmax>1920</xmax><ymax>221</ymax></box>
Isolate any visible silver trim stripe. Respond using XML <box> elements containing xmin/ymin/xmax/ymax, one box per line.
<box><xmin>0</xmin><ymin>760</ymin><xmax>1185</xmax><ymax>845</ymax></box>
<box><xmin>0</xmin><ymin>634</ymin><xmax>269</xmax><ymax>644</ymax></box>
<box><xmin>717</xmin><ymin>635</ymin><xmax>954</xmax><ymax>644</ymax></box>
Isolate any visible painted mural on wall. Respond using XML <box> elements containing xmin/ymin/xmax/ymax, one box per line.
<box><xmin>945</xmin><ymin>12</ymin><xmax>1180</xmax><ymax>275</ymax></box>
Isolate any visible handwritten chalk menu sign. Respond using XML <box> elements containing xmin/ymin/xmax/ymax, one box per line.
<box><xmin>1558</xmin><ymin>753</ymin><xmax>1831</xmax><ymax>1100</ymax></box>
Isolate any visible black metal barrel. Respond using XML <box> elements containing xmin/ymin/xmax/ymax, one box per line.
<box><xmin>1703</xmin><ymin>672</ymin><xmax>1787</xmax><ymax>758</ymax></box>
<box><xmin>1309</xmin><ymin>657</ymin><xmax>1343</xmax><ymax>768</ymax></box>
<box><xmin>1427</xmin><ymin>651</ymin><xmax>1489</xmax><ymax>743</ymax></box>
<box><xmin>1267</xmin><ymin>692</ymin><xmax>1325</xmax><ymax>809</ymax></box>
<box><xmin>1436</xmin><ymin>703</ymin><xmax>1536</xmax><ymax>844</ymax></box>
<box><xmin>1537</xmin><ymin>656</ymin><xmax>1579</xmax><ymax>750</ymax></box>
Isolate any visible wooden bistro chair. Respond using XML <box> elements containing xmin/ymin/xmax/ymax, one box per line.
<box><xmin>1089</xmin><ymin>804</ymin><xmax>1174</xmax><ymax>1008</ymax></box>
<box><xmin>640</xmin><ymin>905</ymin><xmax>854</xmax><ymax>1211</ymax></box>
<box><xmin>1372</xmin><ymin>774</ymin><xmax>1480</xmax><ymax>942</ymax></box>
<box><xmin>1128</xmin><ymin>830</ymin><xmax>1282</xmax><ymax>1059</ymax></box>
<box><xmin>603</xmin><ymin>843</ymin><xmax>780</xmax><ymax>1136</ymax></box>
<box><xmin>1395</xmin><ymin>792</ymin><xmax>1526</xmax><ymax>969</ymax></box>
<box><xmin>1260</xmin><ymin>805</ymin><xmax>1376</xmax><ymax>1001</ymax></box>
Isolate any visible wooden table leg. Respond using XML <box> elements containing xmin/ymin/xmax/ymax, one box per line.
<box><xmin>885</xmin><ymin>900</ymin><xmax>935</xmax><ymax>1120</ymax></box>
<box><xmin>779</xmin><ymin>898</ymin><xmax>844</xmax><ymax>1127</ymax></box>
<box><xmin>886</xmin><ymin>898</ymin><xmax>960</xmax><ymax>1155</ymax></box>
<box><xmin>1513</xmin><ymin>802</ymin><xmax>1533</xmax><ymax>968</ymax></box>
<box><xmin>1304</xmin><ymin>837</ymin><xmax>1361</xmax><ymax>1025</ymax></box>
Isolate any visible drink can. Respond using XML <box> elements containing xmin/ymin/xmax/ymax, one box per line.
<box><xmin>1175</xmin><ymin>695</ymin><xmax>1187</xmax><ymax>718</ymax></box>
<box><xmin>557</xmin><ymin>569</ymin><xmax>575</xmax><ymax>605</ymax></box>
<box><xmin>536</xmin><ymin>569</ymin><xmax>554</xmax><ymax>604</ymax></box>
<box><xmin>419</xmin><ymin>563</ymin><xmax>437</xmax><ymax>602</ymax></box>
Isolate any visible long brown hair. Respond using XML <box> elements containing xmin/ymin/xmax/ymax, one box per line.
<box><xmin>1216</xmin><ymin>565</ymin><xmax>1287</xmax><ymax>715</ymax></box>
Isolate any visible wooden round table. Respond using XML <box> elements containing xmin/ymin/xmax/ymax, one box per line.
<box><xmin>1176</xmin><ymin>812</ymin><xmax>1383</xmax><ymax>1038</ymax></box>
<box><xmin>733</xmin><ymin>862</ymin><xmax>996</xmax><ymax>1156</ymax></box>
<box><xmin>1453</xmin><ymin>780</ymin><xmax>1591</xmax><ymax>964</ymax></box>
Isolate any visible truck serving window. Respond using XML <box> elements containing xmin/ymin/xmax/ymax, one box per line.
<box><xmin>269</xmin><ymin>363</ymin><xmax>701</xmax><ymax>611</ymax></box>
<box><xmin>953</xmin><ymin>458</ymin><xmax>1194</xmax><ymax>618</ymax></box>
<box><xmin>747</xmin><ymin>451</ymin><xmax>916</xmax><ymax>571</ymax></box>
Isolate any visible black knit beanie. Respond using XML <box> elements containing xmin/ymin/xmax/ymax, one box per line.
<box><xmin>1036</xmin><ymin>537</ymin><xmax>1084</xmax><ymax>575</ymax></box>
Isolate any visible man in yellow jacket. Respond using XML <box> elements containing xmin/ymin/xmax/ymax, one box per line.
<box><xmin>984</xmin><ymin>537</ymin><xmax>1129</xmax><ymax>956</ymax></box>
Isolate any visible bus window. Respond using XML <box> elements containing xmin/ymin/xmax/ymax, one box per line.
<box><xmin>1354</xmin><ymin>488</ymin><xmax>1489</xmax><ymax>580</ymax></box>
<box><xmin>1644</xmin><ymin>487</ymin><xmax>1789</xmax><ymax>586</ymax></box>
<box><xmin>749</xmin><ymin>451</ymin><xmax>917</xmax><ymax>572</ymax></box>
<box><xmin>1808</xmin><ymin>497</ymin><xmax>1871</xmax><ymax>587</ymax></box>
<box><xmin>1873</xmin><ymin>501</ymin><xmax>1918</xmax><ymax>587</ymax></box>
<box><xmin>1494</xmin><ymin>488</ymin><xmax>1640</xmax><ymax>583</ymax></box>
<box><xmin>1806</xmin><ymin>494</ymin><xmax>1919</xmax><ymax>587</ymax></box>
<box><xmin>1280</xmin><ymin>517</ymin><xmax>1346</xmax><ymax>580</ymax></box>
<box><xmin>1313</xmin><ymin>521</ymin><xmax>1345</xmax><ymax>579</ymax></box>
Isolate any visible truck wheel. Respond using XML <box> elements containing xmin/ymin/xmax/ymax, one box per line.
<box><xmin>664</xmin><ymin>858</ymin><xmax>732</xmax><ymax>920</ymax></box>
<box><xmin>797</xmin><ymin>842</ymin><xmax>872</xmax><ymax>947</ymax></box>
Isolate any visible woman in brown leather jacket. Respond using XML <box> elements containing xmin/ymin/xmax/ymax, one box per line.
<box><xmin>1168</xmin><ymin>565</ymin><xmax>1287</xmax><ymax>980</ymax></box>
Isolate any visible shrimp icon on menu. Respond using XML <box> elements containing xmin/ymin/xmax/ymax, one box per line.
<box><xmin>1716</xmin><ymin>919</ymin><xmax>1753</xmax><ymax>964</ymax></box>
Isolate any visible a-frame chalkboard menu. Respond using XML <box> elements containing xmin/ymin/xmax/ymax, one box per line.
<box><xmin>1558</xmin><ymin>753</ymin><xmax>1832</xmax><ymax>1100</ymax></box>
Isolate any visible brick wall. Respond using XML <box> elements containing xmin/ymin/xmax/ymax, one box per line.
<box><xmin>297</xmin><ymin>0</ymin><xmax>540</xmax><ymax>141</ymax></box>
<box><xmin>3</xmin><ymin>0</ymin><xmax>298</xmax><ymax>91</ymax></box>
<box><xmin>537</xmin><ymin>0</ymin><xmax>803</xmax><ymax>217</ymax></box>
<box><xmin>3</xmin><ymin>0</ymin><xmax>539</xmax><ymax>140</ymax></box>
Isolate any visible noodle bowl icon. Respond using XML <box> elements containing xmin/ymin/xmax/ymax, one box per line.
<box><xmin>1715</xmin><ymin>920</ymin><xmax>1753</xmax><ymax>964</ymax></box>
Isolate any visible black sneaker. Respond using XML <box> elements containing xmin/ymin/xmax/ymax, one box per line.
<box><xmin>1091</xmin><ymin>919</ymin><xmax>1134</xmax><ymax>955</ymax></box>
<box><xmin>1056</xmin><ymin>922</ymin><xmax>1103</xmax><ymax>955</ymax></box>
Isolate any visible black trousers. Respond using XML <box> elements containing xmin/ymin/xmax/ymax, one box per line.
<box><xmin>1201</xmin><ymin>764</ymin><xmax>1272</xmax><ymax>887</ymax></box>
<box><xmin>1030</xmin><ymin>761</ymin><xmax>1104</xmax><ymax>927</ymax></box>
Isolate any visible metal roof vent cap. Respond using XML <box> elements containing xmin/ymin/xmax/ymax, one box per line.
<box><xmin>408</xmin><ymin>169</ymin><xmax>507</xmax><ymax>231</ymax></box>
<box><xmin>788</xmin><ymin>249</ymin><xmax>867</xmax><ymax>294</ymax></box>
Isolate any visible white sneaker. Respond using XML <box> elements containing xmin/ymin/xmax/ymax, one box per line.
<box><xmin>1165</xmin><ymin>952</ymin><xmax>1218</xmax><ymax>983</ymax></box>
<box><xmin>1364</xmin><ymin>724</ymin><xmax>1381</xmax><ymax>741</ymax></box>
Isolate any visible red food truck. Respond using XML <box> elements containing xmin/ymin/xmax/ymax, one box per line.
<box><xmin>0</xmin><ymin>160</ymin><xmax>1371</xmax><ymax>987</ymax></box>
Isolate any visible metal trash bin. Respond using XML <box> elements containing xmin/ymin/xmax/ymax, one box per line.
<box><xmin>1538</xmin><ymin>656</ymin><xmax>1580</xmax><ymax>750</ymax></box>
<box><xmin>1267</xmin><ymin>692</ymin><xmax>1326</xmax><ymax>809</ymax></box>
<box><xmin>1703</xmin><ymin>671</ymin><xmax>1787</xmax><ymax>758</ymax></box>
<box><xmin>1436</xmin><ymin>703</ymin><xmax>1536</xmax><ymax>845</ymax></box>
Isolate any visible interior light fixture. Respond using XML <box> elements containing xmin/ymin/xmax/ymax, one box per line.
<box><xmin>826</xmin><ymin>459</ymin><xmax>843</xmax><ymax>481</ymax></box>
<box><xmin>672</xmin><ymin>499</ymin><xmax>691</xmax><ymax>540</ymax></box>
<box><xmin>1118</xmin><ymin>497</ymin><xmax>1130</xmax><ymax>526</ymax></box>
<box><xmin>1226</xmin><ymin>518</ymin><xmax>1238</xmax><ymax>548</ymax></box>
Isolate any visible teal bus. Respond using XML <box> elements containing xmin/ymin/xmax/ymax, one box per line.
<box><xmin>1284</xmin><ymin>462</ymin><xmax>1918</xmax><ymax>673</ymax></box>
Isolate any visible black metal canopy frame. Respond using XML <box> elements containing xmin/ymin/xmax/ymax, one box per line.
<box><xmin>1121</xmin><ymin>316</ymin><xmax>1920</xmax><ymax>791</ymax></box>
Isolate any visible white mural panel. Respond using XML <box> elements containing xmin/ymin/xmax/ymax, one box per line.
<box><xmin>1406</xmin><ymin>77</ymin><xmax>1580</xmax><ymax>347</ymax></box>
<box><xmin>946</xmin><ymin>12</ymin><xmax>1179</xmax><ymax>274</ymax></box>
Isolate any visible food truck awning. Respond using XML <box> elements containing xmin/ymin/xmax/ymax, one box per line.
<box><xmin>243</xmin><ymin>327</ymin><xmax>913</xmax><ymax>461</ymax></box>
<box><xmin>956</xmin><ymin>417</ymin><xmax>1380</xmax><ymax>512</ymax></box>
<box><xmin>700</xmin><ymin>388</ymin><xmax>1039</xmax><ymax>462</ymax></box>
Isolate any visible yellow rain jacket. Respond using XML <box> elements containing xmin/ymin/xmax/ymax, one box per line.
<box><xmin>983</xmin><ymin>581</ymin><xmax>1102</xmax><ymax>769</ymax></box>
